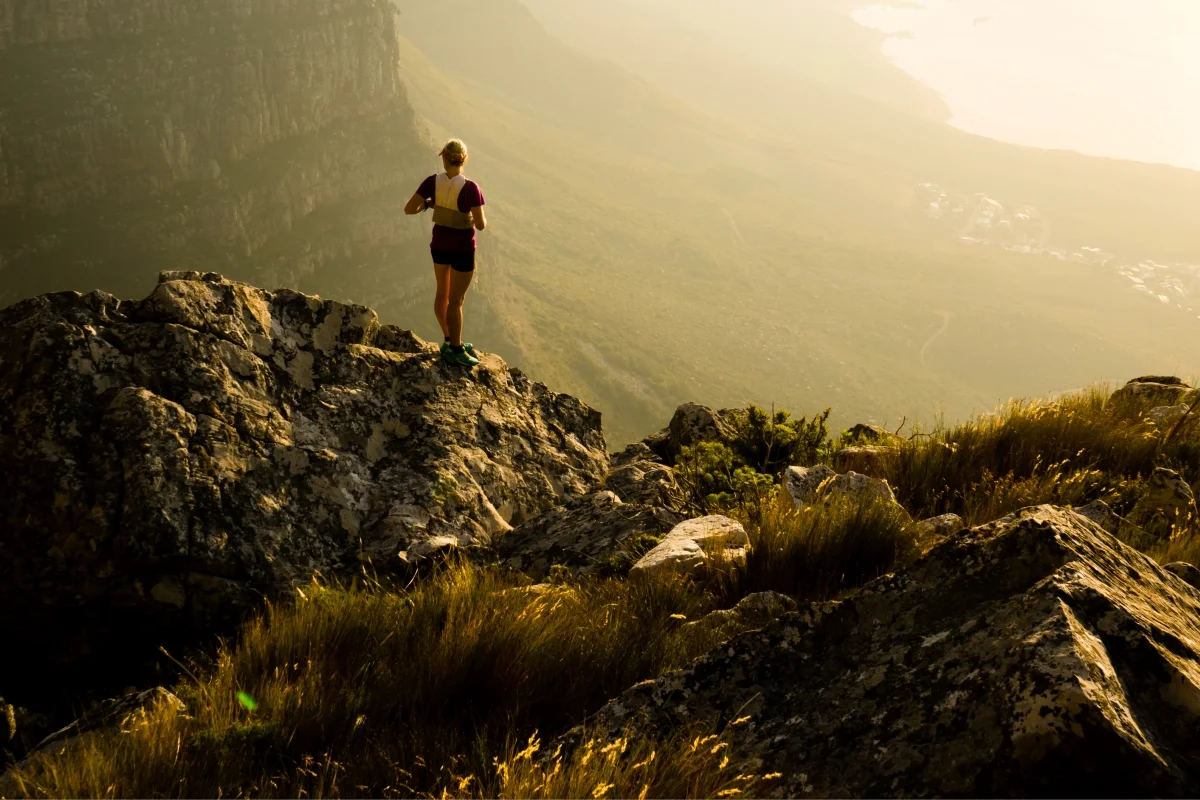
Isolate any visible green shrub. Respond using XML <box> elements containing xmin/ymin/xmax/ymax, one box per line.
<box><xmin>729</xmin><ymin>405</ymin><xmax>831</xmax><ymax>474</ymax></box>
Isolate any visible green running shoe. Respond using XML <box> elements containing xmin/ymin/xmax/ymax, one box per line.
<box><xmin>442</xmin><ymin>341</ymin><xmax>475</xmax><ymax>355</ymax></box>
<box><xmin>443</xmin><ymin>346</ymin><xmax>479</xmax><ymax>367</ymax></box>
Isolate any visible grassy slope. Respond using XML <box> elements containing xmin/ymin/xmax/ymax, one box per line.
<box><xmin>392</xmin><ymin>0</ymin><xmax>1200</xmax><ymax>446</ymax></box>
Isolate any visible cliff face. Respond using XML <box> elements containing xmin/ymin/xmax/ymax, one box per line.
<box><xmin>0</xmin><ymin>0</ymin><xmax>429</xmax><ymax>306</ymax></box>
<box><xmin>0</xmin><ymin>272</ymin><xmax>609</xmax><ymax>690</ymax></box>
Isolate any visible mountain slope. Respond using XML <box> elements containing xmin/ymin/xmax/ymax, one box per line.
<box><xmin>391</xmin><ymin>0</ymin><xmax>1200</xmax><ymax>444</ymax></box>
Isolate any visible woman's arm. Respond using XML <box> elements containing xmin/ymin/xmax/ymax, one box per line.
<box><xmin>471</xmin><ymin>206</ymin><xmax>487</xmax><ymax>231</ymax></box>
<box><xmin>404</xmin><ymin>193</ymin><xmax>428</xmax><ymax>216</ymax></box>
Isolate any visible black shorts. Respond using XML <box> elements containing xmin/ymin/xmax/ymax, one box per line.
<box><xmin>431</xmin><ymin>249</ymin><xmax>476</xmax><ymax>272</ymax></box>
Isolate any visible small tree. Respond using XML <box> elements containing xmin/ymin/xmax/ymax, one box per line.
<box><xmin>730</xmin><ymin>405</ymin><xmax>831</xmax><ymax>474</ymax></box>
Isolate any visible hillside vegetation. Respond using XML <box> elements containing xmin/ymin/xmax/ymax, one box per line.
<box><xmin>7</xmin><ymin>380</ymin><xmax>1199</xmax><ymax>798</ymax></box>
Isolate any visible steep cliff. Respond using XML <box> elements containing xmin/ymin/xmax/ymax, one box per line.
<box><xmin>0</xmin><ymin>0</ymin><xmax>429</xmax><ymax>306</ymax></box>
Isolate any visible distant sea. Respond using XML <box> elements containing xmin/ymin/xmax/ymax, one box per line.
<box><xmin>853</xmin><ymin>0</ymin><xmax>1200</xmax><ymax>171</ymax></box>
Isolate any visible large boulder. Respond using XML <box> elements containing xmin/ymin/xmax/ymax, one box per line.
<box><xmin>1108</xmin><ymin>376</ymin><xmax>1195</xmax><ymax>415</ymax></box>
<box><xmin>645</xmin><ymin>403</ymin><xmax>741</xmax><ymax>465</ymax></box>
<box><xmin>629</xmin><ymin>515</ymin><xmax>748</xmax><ymax>578</ymax></box>
<box><xmin>0</xmin><ymin>272</ymin><xmax>609</xmax><ymax>680</ymax></box>
<box><xmin>496</xmin><ymin>491</ymin><xmax>681</xmax><ymax>579</ymax></box>
<box><xmin>1128</xmin><ymin>467</ymin><xmax>1198</xmax><ymax>539</ymax></box>
<box><xmin>581</xmin><ymin>506</ymin><xmax>1200</xmax><ymax>797</ymax></box>
<box><xmin>783</xmin><ymin>465</ymin><xmax>899</xmax><ymax>510</ymax></box>
<box><xmin>832</xmin><ymin>444</ymin><xmax>897</xmax><ymax>478</ymax></box>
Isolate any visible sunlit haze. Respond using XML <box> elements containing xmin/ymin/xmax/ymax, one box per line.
<box><xmin>855</xmin><ymin>0</ymin><xmax>1200</xmax><ymax>170</ymax></box>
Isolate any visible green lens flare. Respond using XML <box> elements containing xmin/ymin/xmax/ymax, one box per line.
<box><xmin>236</xmin><ymin>691</ymin><xmax>258</xmax><ymax>711</ymax></box>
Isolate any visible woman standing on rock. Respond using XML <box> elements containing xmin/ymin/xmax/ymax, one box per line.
<box><xmin>405</xmin><ymin>139</ymin><xmax>488</xmax><ymax>367</ymax></box>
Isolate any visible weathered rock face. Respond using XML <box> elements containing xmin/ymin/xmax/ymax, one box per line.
<box><xmin>914</xmin><ymin>512</ymin><xmax>963</xmax><ymax>549</ymax></box>
<box><xmin>0</xmin><ymin>0</ymin><xmax>428</xmax><ymax>307</ymax></box>
<box><xmin>1109</xmin><ymin>377</ymin><xmax>1196</xmax><ymax>415</ymax></box>
<box><xmin>783</xmin><ymin>464</ymin><xmax>899</xmax><ymax>510</ymax></box>
<box><xmin>832</xmin><ymin>444</ymin><xmax>896</xmax><ymax>478</ymax></box>
<box><xmin>605</xmin><ymin>442</ymin><xmax>682</xmax><ymax>509</ymax></box>
<box><xmin>496</xmin><ymin>491</ymin><xmax>681</xmax><ymax>579</ymax></box>
<box><xmin>628</xmin><ymin>515</ymin><xmax>748</xmax><ymax>578</ymax></box>
<box><xmin>583</xmin><ymin>506</ymin><xmax>1200</xmax><ymax>797</ymax></box>
<box><xmin>0</xmin><ymin>273</ymin><xmax>608</xmax><ymax>677</ymax></box>
<box><xmin>1129</xmin><ymin>467</ymin><xmax>1197</xmax><ymax>539</ymax></box>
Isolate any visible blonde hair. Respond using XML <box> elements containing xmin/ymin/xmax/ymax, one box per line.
<box><xmin>440</xmin><ymin>139</ymin><xmax>468</xmax><ymax>166</ymax></box>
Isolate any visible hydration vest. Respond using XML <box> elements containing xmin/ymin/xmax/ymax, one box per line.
<box><xmin>432</xmin><ymin>173</ymin><xmax>474</xmax><ymax>229</ymax></box>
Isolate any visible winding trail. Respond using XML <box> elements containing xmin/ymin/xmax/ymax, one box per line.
<box><xmin>920</xmin><ymin>310</ymin><xmax>954</xmax><ymax>368</ymax></box>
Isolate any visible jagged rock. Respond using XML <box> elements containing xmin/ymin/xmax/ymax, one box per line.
<box><xmin>629</xmin><ymin>516</ymin><xmax>748</xmax><ymax>578</ymax></box>
<box><xmin>781</xmin><ymin>464</ymin><xmax>837</xmax><ymax>508</ymax></box>
<box><xmin>0</xmin><ymin>689</ymin><xmax>185</xmax><ymax>793</ymax></box>
<box><xmin>605</xmin><ymin>443</ymin><xmax>683</xmax><ymax>508</ymax></box>
<box><xmin>1129</xmin><ymin>467</ymin><xmax>1198</xmax><ymax>539</ymax></box>
<box><xmin>783</xmin><ymin>465</ymin><xmax>899</xmax><ymax>510</ymax></box>
<box><xmin>1109</xmin><ymin>377</ymin><xmax>1195</xmax><ymax>414</ymax></box>
<box><xmin>1164</xmin><ymin>562</ymin><xmax>1200</xmax><ymax>591</ymax></box>
<box><xmin>845</xmin><ymin>423</ymin><xmax>893</xmax><ymax>443</ymax></box>
<box><xmin>1072</xmin><ymin>499</ymin><xmax>1123</xmax><ymax>535</ymax></box>
<box><xmin>832</xmin><ymin>445</ymin><xmax>897</xmax><ymax>478</ymax></box>
<box><xmin>0</xmin><ymin>273</ymin><xmax>608</xmax><ymax>677</ymax></box>
<box><xmin>497</xmin><ymin>491</ymin><xmax>682</xmax><ymax>579</ymax></box>
<box><xmin>681</xmin><ymin>592</ymin><xmax>798</xmax><ymax>641</ymax></box>
<box><xmin>580</xmin><ymin>506</ymin><xmax>1200</xmax><ymax>797</ymax></box>
<box><xmin>1148</xmin><ymin>404</ymin><xmax>1193</xmax><ymax>429</ymax></box>
<box><xmin>34</xmin><ymin>688</ymin><xmax>186</xmax><ymax>754</ymax></box>
<box><xmin>914</xmin><ymin>513</ymin><xmax>964</xmax><ymax>548</ymax></box>
<box><xmin>664</xmin><ymin>403</ymin><xmax>738</xmax><ymax>464</ymax></box>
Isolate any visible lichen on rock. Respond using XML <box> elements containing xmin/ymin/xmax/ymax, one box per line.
<box><xmin>577</xmin><ymin>505</ymin><xmax>1200</xmax><ymax>797</ymax></box>
<box><xmin>0</xmin><ymin>272</ymin><xmax>609</xmax><ymax>676</ymax></box>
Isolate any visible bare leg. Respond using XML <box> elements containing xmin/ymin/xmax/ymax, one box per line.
<box><xmin>433</xmin><ymin>264</ymin><xmax>452</xmax><ymax>338</ymax></box>
<box><xmin>447</xmin><ymin>268</ymin><xmax>476</xmax><ymax>347</ymax></box>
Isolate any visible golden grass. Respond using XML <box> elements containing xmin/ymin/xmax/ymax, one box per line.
<box><xmin>884</xmin><ymin>385</ymin><xmax>1199</xmax><ymax>526</ymax></box>
<box><xmin>6</xmin><ymin>565</ymin><xmax>741</xmax><ymax>798</ymax></box>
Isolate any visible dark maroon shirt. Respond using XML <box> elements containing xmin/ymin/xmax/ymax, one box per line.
<box><xmin>417</xmin><ymin>174</ymin><xmax>486</xmax><ymax>252</ymax></box>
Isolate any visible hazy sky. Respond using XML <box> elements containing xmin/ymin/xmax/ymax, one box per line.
<box><xmin>854</xmin><ymin>0</ymin><xmax>1200</xmax><ymax>171</ymax></box>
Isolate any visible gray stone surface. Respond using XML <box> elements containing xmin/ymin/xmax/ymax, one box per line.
<box><xmin>580</xmin><ymin>506</ymin><xmax>1200</xmax><ymax>797</ymax></box>
<box><xmin>605</xmin><ymin>443</ymin><xmax>683</xmax><ymax>508</ymax></box>
<box><xmin>783</xmin><ymin>465</ymin><xmax>899</xmax><ymax>510</ymax></box>
<box><xmin>629</xmin><ymin>515</ymin><xmax>748</xmax><ymax>578</ymax></box>
<box><xmin>914</xmin><ymin>513</ymin><xmax>964</xmax><ymax>548</ymax></box>
<box><xmin>1109</xmin><ymin>377</ymin><xmax>1195</xmax><ymax>414</ymax></box>
<box><xmin>1129</xmin><ymin>467</ymin><xmax>1198</xmax><ymax>539</ymax></box>
<box><xmin>497</xmin><ymin>491</ymin><xmax>681</xmax><ymax>579</ymax></box>
<box><xmin>681</xmin><ymin>591</ymin><xmax>798</xmax><ymax>642</ymax></box>
<box><xmin>0</xmin><ymin>272</ymin><xmax>608</xmax><ymax>668</ymax></box>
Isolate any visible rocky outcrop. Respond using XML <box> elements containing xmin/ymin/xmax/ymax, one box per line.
<box><xmin>628</xmin><ymin>515</ymin><xmax>748</xmax><ymax>578</ymax></box>
<box><xmin>581</xmin><ymin>506</ymin><xmax>1200</xmax><ymax>797</ymax></box>
<box><xmin>496</xmin><ymin>491</ymin><xmax>681</xmax><ymax>579</ymax></box>
<box><xmin>680</xmin><ymin>591</ymin><xmax>797</xmax><ymax>642</ymax></box>
<box><xmin>783</xmin><ymin>465</ymin><xmax>899</xmax><ymax>510</ymax></box>
<box><xmin>0</xmin><ymin>273</ymin><xmax>608</xmax><ymax>678</ymax></box>
<box><xmin>1</xmin><ymin>0</ymin><xmax>428</xmax><ymax>307</ymax></box>
<box><xmin>914</xmin><ymin>512</ymin><xmax>963</xmax><ymax>548</ymax></box>
<box><xmin>832</xmin><ymin>444</ymin><xmax>896</xmax><ymax>478</ymax></box>
<box><xmin>1109</xmin><ymin>377</ymin><xmax>1196</xmax><ymax>415</ymax></box>
<box><xmin>1129</xmin><ymin>467</ymin><xmax>1197</xmax><ymax>539</ymax></box>
<box><xmin>605</xmin><ymin>442</ymin><xmax>682</xmax><ymax>508</ymax></box>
